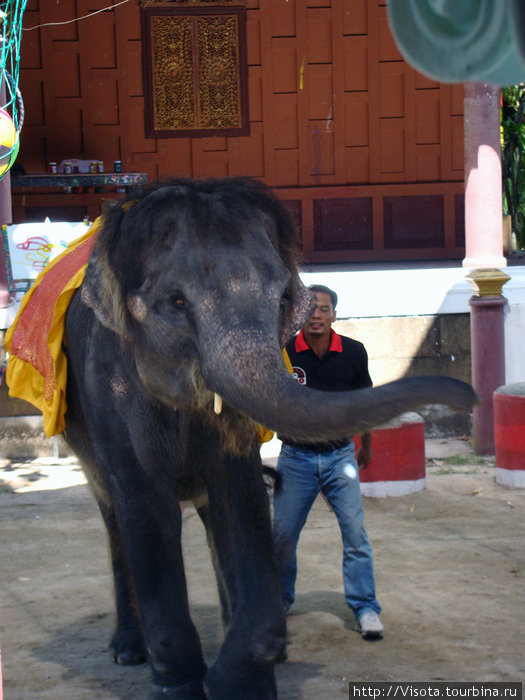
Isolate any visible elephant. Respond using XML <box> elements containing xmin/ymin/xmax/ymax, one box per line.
<box><xmin>63</xmin><ymin>176</ymin><xmax>477</xmax><ymax>699</ymax></box>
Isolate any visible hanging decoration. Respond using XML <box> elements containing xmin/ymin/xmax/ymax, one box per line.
<box><xmin>0</xmin><ymin>1</ymin><xmax>28</xmax><ymax>180</ymax></box>
<box><xmin>386</xmin><ymin>0</ymin><xmax>525</xmax><ymax>85</ymax></box>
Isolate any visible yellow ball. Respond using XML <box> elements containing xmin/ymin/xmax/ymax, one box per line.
<box><xmin>0</xmin><ymin>108</ymin><xmax>19</xmax><ymax>178</ymax></box>
<box><xmin>0</xmin><ymin>108</ymin><xmax>16</xmax><ymax>148</ymax></box>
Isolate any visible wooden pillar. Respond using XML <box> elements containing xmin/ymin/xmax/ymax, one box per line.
<box><xmin>463</xmin><ymin>82</ymin><xmax>507</xmax><ymax>269</ymax></box>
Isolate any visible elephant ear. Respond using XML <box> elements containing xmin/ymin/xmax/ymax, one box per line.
<box><xmin>80</xmin><ymin>202</ymin><xmax>132</xmax><ymax>340</ymax></box>
<box><xmin>81</xmin><ymin>243</ymin><xmax>131</xmax><ymax>339</ymax></box>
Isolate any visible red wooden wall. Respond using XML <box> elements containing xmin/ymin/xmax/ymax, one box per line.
<box><xmin>16</xmin><ymin>0</ymin><xmax>465</xmax><ymax>263</ymax></box>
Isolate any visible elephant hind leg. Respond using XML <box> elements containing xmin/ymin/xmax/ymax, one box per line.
<box><xmin>64</xmin><ymin>411</ymin><xmax>146</xmax><ymax>665</ymax></box>
<box><xmin>195</xmin><ymin>502</ymin><xmax>233</xmax><ymax>629</ymax></box>
<box><xmin>98</xmin><ymin>500</ymin><xmax>147</xmax><ymax>666</ymax></box>
<box><xmin>110</xmin><ymin>627</ymin><xmax>146</xmax><ymax>667</ymax></box>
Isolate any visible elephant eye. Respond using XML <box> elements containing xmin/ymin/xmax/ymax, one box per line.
<box><xmin>155</xmin><ymin>291</ymin><xmax>187</xmax><ymax>317</ymax></box>
<box><xmin>170</xmin><ymin>295</ymin><xmax>185</xmax><ymax>308</ymax></box>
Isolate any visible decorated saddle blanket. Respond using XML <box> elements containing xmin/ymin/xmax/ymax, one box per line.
<box><xmin>5</xmin><ymin>214</ymin><xmax>285</xmax><ymax>443</ymax></box>
<box><xmin>5</xmin><ymin>217</ymin><xmax>103</xmax><ymax>437</ymax></box>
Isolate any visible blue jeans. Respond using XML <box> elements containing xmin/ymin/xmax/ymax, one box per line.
<box><xmin>272</xmin><ymin>442</ymin><xmax>381</xmax><ymax>619</ymax></box>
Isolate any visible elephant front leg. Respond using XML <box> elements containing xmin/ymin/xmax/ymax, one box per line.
<box><xmin>196</xmin><ymin>503</ymin><xmax>232</xmax><ymax>629</ymax></box>
<box><xmin>203</xmin><ymin>448</ymin><xmax>286</xmax><ymax>699</ymax></box>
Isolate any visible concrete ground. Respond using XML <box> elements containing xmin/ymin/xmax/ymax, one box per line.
<box><xmin>1</xmin><ymin>435</ymin><xmax>524</xmax><ymax>699</ymax></box>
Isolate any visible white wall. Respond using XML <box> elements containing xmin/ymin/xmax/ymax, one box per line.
<box><xmin>300</xmin><ymin>265</ymin><xmax>525</xmax><ymax>386</ymax></box>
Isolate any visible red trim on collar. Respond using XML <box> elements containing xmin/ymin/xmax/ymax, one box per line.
<box><xmin>295</xmin><ymin>329</ymin><xmax>343</xmax><ymax>353</ymax></box>
<box><xmin>330</xmin><ymin>330</ymin><xmax>343</xmax><ymax>352</ymax></box>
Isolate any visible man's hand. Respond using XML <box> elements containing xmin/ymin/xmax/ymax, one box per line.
<box><xmin>357</xmin><ymin>432</ymin><xmax>372</xmax><ymax>470</ymax></box>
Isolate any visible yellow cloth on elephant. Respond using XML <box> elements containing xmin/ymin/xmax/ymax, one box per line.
<box><xmin>255</xmin><ymin>425</ymin><xmax>274</xmax><ymax>443</ymax></box>
<box><xmin>4</xmin><ymin>217</ymin><xmax>104</xmax><ymax>437</ymax></box>
<box><xmin>254</xmin><ymin>348</ymin><xmax>293</xmax><ymax>444</ymax></box>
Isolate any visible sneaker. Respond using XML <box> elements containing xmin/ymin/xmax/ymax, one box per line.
<box><xmin>357</xmin><ymin>610</ymin><xmax>384</xmax><ymax>638</ymax></box>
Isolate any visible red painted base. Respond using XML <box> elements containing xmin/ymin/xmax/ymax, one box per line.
<box><xmin>494</xmin><ymin>384</ymin><xmax>525</xmax><ymax>488</ymax></box>
<box><xmin>355</xmin><ymin>412</ymin><xmax>426</xmax><ymax>497</ymax></box>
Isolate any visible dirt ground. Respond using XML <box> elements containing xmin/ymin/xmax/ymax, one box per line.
<box><xmin>1</xmin><ymin>438</ymin><xmax>524</xmax><ymax>699</ymax></box>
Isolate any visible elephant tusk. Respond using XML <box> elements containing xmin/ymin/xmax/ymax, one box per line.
<box><xmin>214</xmin><ymin>393</ymin><xmax>223</xmax><ymax>415</ymax></box>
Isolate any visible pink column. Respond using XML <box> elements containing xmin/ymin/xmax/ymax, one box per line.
<box><xmin>463</xmin><ymin>82</ymin><xmax>507</xmax><ymax>269</ymax></box>
<box><xmin>463</xmin><ymin>83</ymin><xmax>509</xmax><ymax>454</ymax></box>
<box><xmin>0</xmin><ymin>171</ymin><xmax>13</xmax><ymax>308</ymax></box>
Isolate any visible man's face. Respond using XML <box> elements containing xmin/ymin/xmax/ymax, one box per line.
<box><xmin>304</xmin><ymin>291</ymin><xmax>336</xmax><ymax>337</ymax></box>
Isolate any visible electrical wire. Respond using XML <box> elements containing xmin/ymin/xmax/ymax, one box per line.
<box><xmin>22</xmin><ymin>0</ymin><xmax>131</xmax><ymax>32</ymax></box>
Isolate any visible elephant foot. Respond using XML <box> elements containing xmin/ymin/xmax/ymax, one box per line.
<box><xmin>109</xmin><ymin>626</ymin><xmax>147</xmax><ymax>666</ymax></box>
<box><xmin>204</xmin><ymin>661</ymin><xmax>277</xmax><ymax>700</ymax></box>
<box><xmin>149</xmin><ymin>682</ymin><xmax>207</xmax><ymax>699</ymax></box>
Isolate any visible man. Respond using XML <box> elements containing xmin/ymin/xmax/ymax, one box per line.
<box><xmin>273</xmin><ymin>284</ymin><xmax>383</xmax><ymax>638</ymax></box>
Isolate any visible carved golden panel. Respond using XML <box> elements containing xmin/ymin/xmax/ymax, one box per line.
<box><xmin>142</xmin><ymin>5</ymin><xmax>249</xmax><ymax>137</ymax></box>
<box><xmin>151</xmin><ymin>16</ymin><xmax>194</xmax><ymax>130</ymax></box>
<box><xmin>198</xmin><ymin>16</ymin><xmax>240</xmax><ymax>129</ymax></box>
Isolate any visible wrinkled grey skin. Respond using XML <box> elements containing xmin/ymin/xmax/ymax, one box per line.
<box><xmin>63</xmin><ymin>177</ymin><xmax>477</xmax><ymax>700</ymax></box>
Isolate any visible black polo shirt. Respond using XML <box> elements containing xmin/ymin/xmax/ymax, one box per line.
<box><xmin>286</xmin><ymin>329</ymin><xmax>372</xmax><ymax>392</ymax></box>
<box><xmin>280</xmin><ymin>329</ymin><xmax>372</xmax><ymax>449</ymax></box>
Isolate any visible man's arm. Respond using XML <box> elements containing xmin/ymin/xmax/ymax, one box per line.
<box><xmin>343</xmin><ymin>338</ymin><xmax>373</xmax><ymax>468</ymax></box>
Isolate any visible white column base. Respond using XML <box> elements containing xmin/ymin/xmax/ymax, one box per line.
<box><xmin>360</xmin><ymin>477</ymin><xmax>426</xmax><ymax>498</ymax></box>
<box><xmin>496</xmin><ymin>468</ymin><xmax>525</xmax><ymax>488</ymax></box>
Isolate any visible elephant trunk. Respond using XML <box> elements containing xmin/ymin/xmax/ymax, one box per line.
<box><xmin>201</xmin><ymin>329</ymin><xmax>478</xmax><ymax>443</ymax></box>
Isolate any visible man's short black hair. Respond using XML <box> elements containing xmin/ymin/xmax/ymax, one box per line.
<box><xmin>308</xmin><ymin>284</ymin><xmax>338</xmax><ymax>309</ymax></box>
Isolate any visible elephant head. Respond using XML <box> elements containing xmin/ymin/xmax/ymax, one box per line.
<box><xmin>83</xmin><ymin>177</ymin><xmax>477</xmax><ymax>445</ymax></box>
